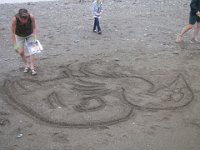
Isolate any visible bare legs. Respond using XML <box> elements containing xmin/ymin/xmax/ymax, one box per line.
<box><xmin>18</xmin><ymin>47</ymin><xmax>36</xmax><ymax>75</ymax></box>
<box><xmin>26</xmin><ymin>55</ymin><xmax>37</xmax><ymax>75</ymax></box>
<box><xmin>26</xmin><ymin>55</ymin><xmax>35</xmax><ymax>70</ymax></box>
<box><xmin>176</xmin><ymin>23</ymin><xmax>200</xmax><ymax>43</ymax></box>
<box><xmin>18</xmin><ymin>47</ymin><xmax>29</xmax><ymax>67</ymax></box>
<box><xmin>176</xmin><ymin>24</ymin><xmax>192</xmax><ymax>42</ymax></box>
<box><xmin>191</xmin><ymin>23</ymin><xmax>200</xmax><ymax>42</ymax></box>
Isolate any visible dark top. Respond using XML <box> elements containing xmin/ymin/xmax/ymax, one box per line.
<box><xmin>190</xmin><ymin>0</ymin><xmax>200</xmax><ymax>15</ymax></box>
<box><xmin>15</xmin><ymin>14</ymin><xmax>33</xmax><ymax>37</ymax></box>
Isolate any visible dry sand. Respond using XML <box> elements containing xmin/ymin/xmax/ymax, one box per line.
<box><xmin>0</xmin><ymin>0</ymin><xmax>200</xmax><ymax>150</ymax></box>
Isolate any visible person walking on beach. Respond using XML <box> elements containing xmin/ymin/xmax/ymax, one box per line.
<box><xmin>92</xmin><ymin>0</ymin><xmax>103</xmax><ymax>34</ymax></box>
<box><xmin>11</xmin><ymin>8</ymin><xmax>37</xmax><ymax>75</ymax></box>
<box><xmin>176</xmin><ymin>0</ymin><xmax>200</xmax><ymax>43</ymax></box>
<box><xmin>79</xmin><ymin>0</ymin><xmax>84</xmax><ymax>3</ymax></box>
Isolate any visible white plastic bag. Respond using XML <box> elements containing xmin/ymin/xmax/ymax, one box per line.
<box><xmin>26</xmin><ymin>40</ymin><xmax>43</xmax><ymax>55</ymax></box>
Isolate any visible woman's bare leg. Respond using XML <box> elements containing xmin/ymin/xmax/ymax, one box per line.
<box><xmin>191</xmin><ymin>23</ymin><xmax>200</xmax><ymax>42</ymax></box>
<box><xmin>176</xmin><ymin>24</ymin><xmax>193</xmax><ymax>42</ymax></box>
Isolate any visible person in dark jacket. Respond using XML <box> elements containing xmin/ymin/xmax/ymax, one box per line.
<box><xmin>11</xmin><ymin>8</ymin><xmax>37</xmax><ymax>75</ymax></box>
<box><xmin>176</xmin><ymin>0</ymin><xmax>200</xmax><ymax>43</ymax></box>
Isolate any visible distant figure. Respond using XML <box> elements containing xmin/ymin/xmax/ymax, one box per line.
<box><xmin>11</xmin><ymin>8</ymin><xmax>37</xmax><ymax>75</ymax></box>
<box><xmin>176</xmin><ymin>0</ymin><xmax>200</xmax><ymax>43</ymax></box>
<box><xmin>79</xmin><ymin>0</ymin><xmax>84</xmax><ymax>3</ymax></box>
<box><xmin>92</xmin><ymin>0</ymin><xmax>103</xmax><ymax>34</ymax></box>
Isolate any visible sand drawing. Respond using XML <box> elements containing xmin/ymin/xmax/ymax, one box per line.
<box><xmin>0</xmin><ymin>60</ymin><xmax>194</xmax><ymax>128</ymax></box>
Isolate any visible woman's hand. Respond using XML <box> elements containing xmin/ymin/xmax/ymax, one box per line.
<box><xmin>196</xmin><ymin>11</ymin><xmax>200</xmax><ymax>17</ymax></box>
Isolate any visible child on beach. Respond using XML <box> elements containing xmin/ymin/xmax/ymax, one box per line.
<box><xmin>92</xmin><ymin>0</ymin><xmax>103</xmax><ymax>34</ymax></box>
<box><xmin>176</xmin><ymin>0</ymin><xmax>200</xmax><ymax>43</ymax></box>
<box><xmin>11</xmin><ymin>8</ymin><xmax>37</xmax><ymax>75</ymax></box>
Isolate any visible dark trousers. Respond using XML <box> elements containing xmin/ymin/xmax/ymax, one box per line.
<box><xmin>93</xmin><ymin>17</ymin><xmax>101</xmax><ymax>32</ymax></box>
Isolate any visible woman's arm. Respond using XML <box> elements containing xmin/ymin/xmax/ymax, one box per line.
<box><xmin>11</xmin><ymin>17</ymin><xmax>16</xmax><ymax>45</ymax></box>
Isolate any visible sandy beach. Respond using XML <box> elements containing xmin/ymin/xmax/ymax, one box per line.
<box><xmin>0</xmin><ymin>0</ymin><xmax>200</xmax><ymax>150</ymax></box>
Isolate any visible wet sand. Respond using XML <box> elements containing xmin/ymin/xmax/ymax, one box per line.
<box><xmin>0</xmin><ymin>0</ymin><xmax>200</xmax><ymax>150</ymax></box>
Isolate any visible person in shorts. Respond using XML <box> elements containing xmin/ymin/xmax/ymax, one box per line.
<box><xmin>11</xmin><ymin>8</ymin><xmax>37</xmax><ymax>75</ymax></box>
<box><xmin>176</xmin><ymin>0</ymin><xmax>200</xmax><ymax>43</ymax></box>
